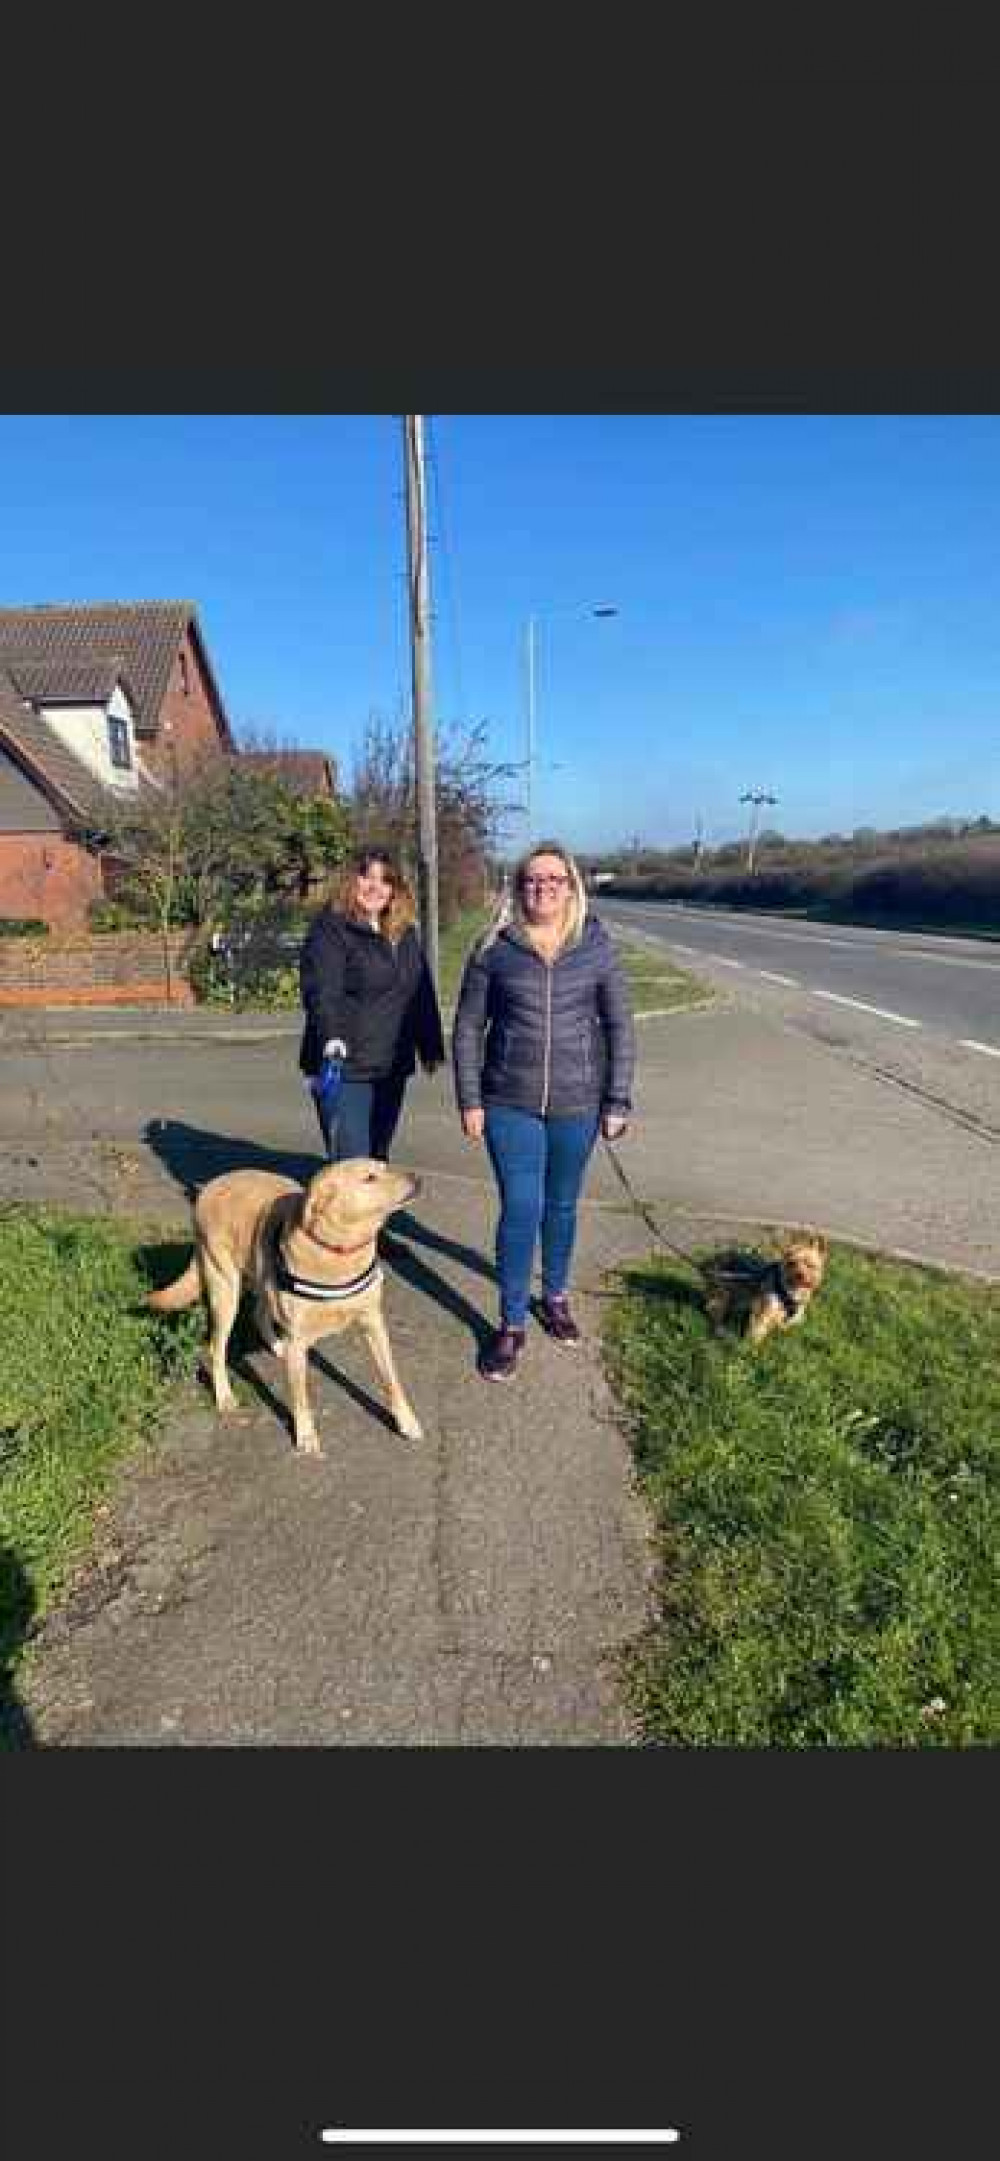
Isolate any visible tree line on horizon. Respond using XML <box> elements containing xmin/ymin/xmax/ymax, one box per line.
<box><xmin>575</xmin><ymin>815</ymin><xmax>1000</xmax><ymax>932</ymax></box>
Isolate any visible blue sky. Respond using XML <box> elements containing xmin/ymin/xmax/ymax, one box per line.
<box><xmin>1</xmin><ymin>411</ymin><xmax>998</xmax><ymax>853</ymax></box>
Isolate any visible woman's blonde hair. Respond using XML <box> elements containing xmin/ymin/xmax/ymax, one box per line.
<box><xmin>477</xmin><ymin>838</ymin><xmax>588</xmax><ymax>955</ymax></box>
<box><xmin>326</xmin><ymin>847</ymin><xmax>416</xmax><ymax>946</ymax></box>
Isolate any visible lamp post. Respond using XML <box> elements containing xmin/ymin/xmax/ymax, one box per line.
<box><xmin>524</xmin><ymin>603</ymin><xmax>617</xmax><ymax>845</ymax></box>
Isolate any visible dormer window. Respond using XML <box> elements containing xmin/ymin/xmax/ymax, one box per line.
<box><xmin>108</xmin><ymin>715</ymin><xmax>132</xmax><ymax>770</ymax></box>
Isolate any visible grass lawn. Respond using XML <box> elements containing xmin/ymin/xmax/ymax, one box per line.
<box><xmin>603</xmin><ymin>1239</ymin><xmax>1000</xmax><ymax>1745</ymax></box>
<box><xmin>0</xmin><ymin>1206</ymin><xmax>201</xmax><ymax>1740</ymax></box>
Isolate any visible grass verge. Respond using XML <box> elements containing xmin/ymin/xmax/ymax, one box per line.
<box><xmin>438</xmin><ymin>904</ymin><xmax>492</xmax><ymax>1007</ymax></box>
<box><xmin>612</xmin><ymin>937</ymin><xmax>715</xmax><ymax>1014</ymax></box>
<box><xmin>603</xmin><ymin>1239</ymin><xmax>1000</xmax><ymax>1744</ymax></box>
<box><xmin>0</xmin><ymin>1205</ymin><xmax>201</xmax><ymax>1741</ymax></box>
<box><xmin>441</xmin><ymin>914</ymin><xmax>714</xmax><ymax>1016</ymax></box>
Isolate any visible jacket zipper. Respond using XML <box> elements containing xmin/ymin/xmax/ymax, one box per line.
<box><xmin>539</xmin><ymin>955</ymin><xmax>553</xmax><ymax>1114</ymax></box>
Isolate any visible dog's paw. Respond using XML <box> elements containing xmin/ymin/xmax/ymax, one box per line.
<box><xmin>395</xmin><ymin>1408</ymin><xmax>423</xmax><ymax>1440</ymax></box>
<box><xmin>294</xmin><ymin>1425</ymin><xmax>324</xmax><ymax>1457</ymax></box>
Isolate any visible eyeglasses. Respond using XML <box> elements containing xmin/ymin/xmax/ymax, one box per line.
<box><xmin>523</xmin><ymin>875</ymin><xmax>568</xmax><ymax>891</ymax></box>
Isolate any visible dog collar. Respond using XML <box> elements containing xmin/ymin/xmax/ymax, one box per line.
<box><xmin>300</xmin><ymin>1227</ymin><xmax>375</xmax><ymax>1258</ymax></box>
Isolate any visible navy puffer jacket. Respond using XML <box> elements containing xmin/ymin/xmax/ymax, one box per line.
<box><xmin>452</xmin><ymin>914</ymin><xmax>635</xmax><ymax>1117</ymax></box>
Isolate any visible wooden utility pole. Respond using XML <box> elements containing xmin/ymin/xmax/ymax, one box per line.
<box><xmin>402</xmin><ymin>415</ymin><xmax>439</xmax><ymax>986</ymax></box>
<box><xmin>740</xmin><ymin>788</ymin><xmax>777</xmax><ymax>876</ymax></box>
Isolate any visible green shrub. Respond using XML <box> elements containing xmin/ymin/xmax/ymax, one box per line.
<box><xmin>88</xmin><ymin>899</ymin><xmax>154</xmax><ymax>933</ymax></box>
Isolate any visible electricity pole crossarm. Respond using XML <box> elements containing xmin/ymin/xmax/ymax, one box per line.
<box><xmin>402</xmin><ymin>415</ymin><xmax>439</xmax><ymax>987</ymax></box>
<box><xmin>739</xmin><ymin>788</ymin><xmax>778</xmax><ymax>876</ymax></box>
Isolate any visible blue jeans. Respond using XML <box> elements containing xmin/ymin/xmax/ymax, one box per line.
<box><xmin>315</xmin><ymin>1073</ymin><xmax>408</xmax><ymax>1162</ymax></box>
<box><xmin>484</xmin><ymin>1104</ymin><xmax>600</xmax><ymax>1328</ymax></box>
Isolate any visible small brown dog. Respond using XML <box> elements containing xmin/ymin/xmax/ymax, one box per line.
<box><xmin>148</xmin><ymin>1157</ymin><xmax>423</xmax><ymax>1454</ymax></box>
<box><xmin>704</xmin><ymin>1232</ymin><xmax>828</xmax><ymax>1345</ymax></box>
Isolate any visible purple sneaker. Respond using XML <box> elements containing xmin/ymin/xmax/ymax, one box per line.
<box><xmin>478</xmin><ymin>1325</ymin><xmax>526</xmax><ymax>1381</ymax></box>
<box><xmin>537</xmin><ymin>1294</ymin><xmax>582</xmax><ymax>1346</ymax></box>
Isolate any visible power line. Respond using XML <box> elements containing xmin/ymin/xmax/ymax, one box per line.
<box><xmin>426</xmin><ymin>416</ymin><xmax>466</xmax><ymax>726</ymax></box>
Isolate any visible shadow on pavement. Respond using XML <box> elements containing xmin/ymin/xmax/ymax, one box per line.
<box><xmin>0</xmin><ymin>1540</ymin><xmax>38</xmax><ymax>1750</ymax></box>
<box><xmin>142</xmin><ymin>1117</ymin><xmax>319</xmax><ymax>1202</ymax></box>
<box><xmin>390</xmin><ymin>1206</ymin><xmax>497</xmax><ymax>1291</ymax></box>
<box><xmin>379</xmin><ymin>1234</ymin><xmax>495</xmax><ymax>1351</ymax></box>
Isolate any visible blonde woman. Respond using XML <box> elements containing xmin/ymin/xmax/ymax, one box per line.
<box><xmin>452</xmin><ymin>840</ymin><xmax>635</xmax><ymax>1379</ymax></box>
<box><xmin>299</xmin><ymin>848</ymin><xmax>444</xmax><ymax>1161</ymax></box>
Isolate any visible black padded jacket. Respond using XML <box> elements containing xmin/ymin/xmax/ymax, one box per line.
<box><xmin>299</xmin><ymin>910</ymin><xmax>445</xmax><ymax>1082</ymax></box>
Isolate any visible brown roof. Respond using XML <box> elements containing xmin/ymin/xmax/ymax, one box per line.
<box><xmin>5</xmin><ymin>652</ymin><xmax>128</xmax><ymax>705</ymax></box>
<box><xmin>0</xmin><ymin>600</ymin><xmax>232</xmax><ymax>743</ymax></box>
<box><xmin>0</xmin><ymin>667</ymin><xmax>111</xmax><ymax>824</ymax></box>
<box><xmin>240</xmin><ymin>749</ymin><xmax>336</xmax><ymax>797</ymax></box>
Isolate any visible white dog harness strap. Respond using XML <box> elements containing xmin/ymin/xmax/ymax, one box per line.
<box><xmin>273</xmin><ymin>1239</ymin><xmax>382</xmax><ymax>1303</ymax></box>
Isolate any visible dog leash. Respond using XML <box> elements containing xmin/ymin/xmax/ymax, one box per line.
<box><xmin>601</xmin><ymin>1136</ymin><xmax>773</xmax><ymax>1288</ymax></box>
<box><xmin>601</xmin><ymin>1136</ymin><xmax>714</xmax><ymax>1283</ymax></box>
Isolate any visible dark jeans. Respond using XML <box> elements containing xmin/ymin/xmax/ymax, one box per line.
<box><xmin>313</xmin><ymin>1072</ymin><xmax>408</xmax><ymax>1163</ymax></box>
<box><xmin>483</xmin><ymin>1103</ymin><xmax>600</xmax><ymax>1328</ymax></box>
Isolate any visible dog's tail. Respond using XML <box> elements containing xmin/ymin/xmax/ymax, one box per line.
<box><xmin>147</xmin><ymin>1255</ymin><xmax>202</xmax><ymax>1312</ymax></box>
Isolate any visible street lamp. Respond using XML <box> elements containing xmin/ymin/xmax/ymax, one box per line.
<box><xmin>525</xmin><ymin>603</ymin><xmax>618</xmax><ymax>844</ymax></box>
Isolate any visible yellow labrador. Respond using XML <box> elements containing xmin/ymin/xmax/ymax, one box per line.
<box><xmin>148</xmin><ymin>1158</ymin><xmax>423</xmax><ymax>1454</ymax></box>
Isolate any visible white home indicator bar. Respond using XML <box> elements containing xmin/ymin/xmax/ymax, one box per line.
<box><xmin>321</xmin><ymin>2135</ymin><xmax>681</xmax><ymax>2147</ymax></box>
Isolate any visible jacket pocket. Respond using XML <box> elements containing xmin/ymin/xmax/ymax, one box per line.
<box><xmin>577</xmin><ymin>1024</ymin><xmax>596</xmax><ymax>1079</ymax></box>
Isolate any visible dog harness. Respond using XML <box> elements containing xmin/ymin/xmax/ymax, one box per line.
<box><xmin>268</xmin><ymin>1215</ymin><xmax>382</xmax><ymax>1304</ymax></box>
<box><xmin>771</xmin><ymin>1265</ymin><xmax>802</xmax><ymax>1319</ymax></box>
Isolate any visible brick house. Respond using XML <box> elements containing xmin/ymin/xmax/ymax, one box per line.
<box><xmin>0</xmin><ymin>601</ymin><xmax>233</xmax><ymax>927</ymax></box>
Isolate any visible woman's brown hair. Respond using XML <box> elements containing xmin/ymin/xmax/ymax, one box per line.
<box><xmin>326</xmin><ymin>848</ymin><xmax>416</xmax><ymax>945</ymax></box>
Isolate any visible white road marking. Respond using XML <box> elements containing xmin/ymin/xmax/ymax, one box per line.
<box><xmin>613</xmin><ymin>904</ymin><xmax>1000</xmax><ymax>970</ymax></box>
<box><xmin>321</xmin><ymin>2135</ymin><xmax>681</xmax><ymax>2148</ymax></box>
<box><xmin>813</xmin><ymin>990</ymin><xmax>921</xmax><ymax>1027</ymax></box>
<box><xmin>610</xmin><ymin>906</ymin><xmax>1000</xmax><ymax>1058</ymax></box>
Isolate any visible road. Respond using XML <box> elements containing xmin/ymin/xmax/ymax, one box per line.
<box><xmin>599</xmin><ymin>899</ymin><xmax>1000</xmax><ymax>1144</ymax></box>
<box><xmin>600</xmin><ymin>899</ymin><xmax>1000</xmax><ymax>1045</ymax></box>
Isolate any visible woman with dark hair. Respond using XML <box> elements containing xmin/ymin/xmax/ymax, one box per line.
<box><xmin>452</xmin><ymin>838</ymin><xmax>635</xmax><ymax>1380</ymax></box>
<box><xmin>299</xmin><ymin>848</ymin><xmax>445</xmax><ymax>1162</ymax></box>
